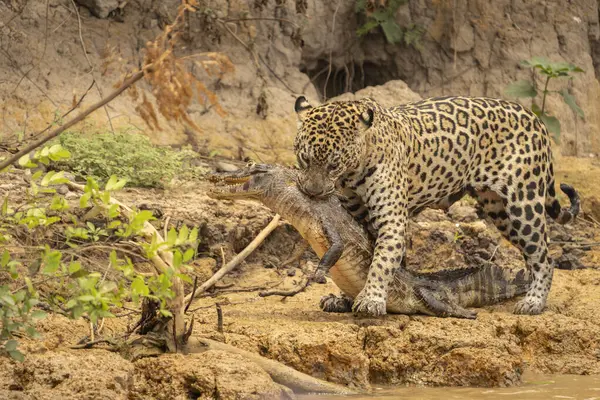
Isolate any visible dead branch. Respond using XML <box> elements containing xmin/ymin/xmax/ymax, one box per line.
<box><xmin>0</xmin><ymin>70</ymin><xmax>145</xmax><ymax>172</ymax></box>
<box><xmin>215</xmin><ymin>303</ymin><xmax>224</xmax><ymax>333</ymax></box>
<box><xmin>70</xmin><ymin>338</ymin><xmax>119</xmax><ymax>350</ymax></box>
<box><xmin>259</xmin><ymin>277</ymin><xmax>310</xmax><ymax>298</ymax></box>
<box><xmin>183</xmin><ymin>214</ymin><xmax>281</xmax><ymax>305</ymax></box>
<box><xmin>187</xmin><ymin>338</ymin><xmax>360</xmax><ymax>395</ymax></box>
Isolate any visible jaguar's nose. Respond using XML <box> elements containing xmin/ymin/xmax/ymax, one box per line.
<box><xmin>300</xmin><ymin>181</ymin><xmax>326</xmax><ymax>198</ymax></box>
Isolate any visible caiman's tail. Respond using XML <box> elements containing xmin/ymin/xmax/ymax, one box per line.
<box><xmin>419</xmin><ymin>264</ymin><xmax>531</xmax><ymax>308</ymax></box>
<box><xmin>545</xmin><ymin>165</ymin><xmax>580</xmax><ymax>224</ymax></box>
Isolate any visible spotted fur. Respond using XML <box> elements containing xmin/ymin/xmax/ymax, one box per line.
<box><xmin>293</xmin><ymin>95</ymin><xmax>580</xmax><ymax>316</ymax></box>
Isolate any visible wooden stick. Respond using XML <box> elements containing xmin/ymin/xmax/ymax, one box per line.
<box><xmin>183</xmin><ymin>214</ymin><xmax>281</xmax><ymax>304</ymax></box>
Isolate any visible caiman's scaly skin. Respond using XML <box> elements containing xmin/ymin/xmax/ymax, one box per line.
<box><xmin>208</xmin><ymin>164</ymin><xmax>531</xmax><ymax>319</ymax></box>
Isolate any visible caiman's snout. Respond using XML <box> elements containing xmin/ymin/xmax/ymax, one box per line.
<box><xmin>207</xmin><ymin>163</ymin><xmax>276</xmax><ymax>199</ymax></box>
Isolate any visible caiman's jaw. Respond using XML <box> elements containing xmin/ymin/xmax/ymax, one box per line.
<box><xmin>207</xmin><ymin>163</ymin><xmax>278</xmax><ymax>200</ymax></box>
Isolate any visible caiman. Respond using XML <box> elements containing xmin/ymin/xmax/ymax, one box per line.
<box><xmin>208</xmin><ymin>163</ymin><xmax>530</xmax><ymax>319</ymax></box>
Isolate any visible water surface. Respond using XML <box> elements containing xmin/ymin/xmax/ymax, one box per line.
<box><xmin>300</xmin><ymin>374</ymin><xmax>600</xmax><ymax>400</ymax></box>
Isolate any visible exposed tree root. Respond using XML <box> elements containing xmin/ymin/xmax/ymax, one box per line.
<box><xmin>186</xmin><ymin>338</ymin><xmax>361</xmax><ymax>395</ymax></box>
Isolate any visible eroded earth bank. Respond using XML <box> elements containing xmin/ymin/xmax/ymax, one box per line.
<box><xmin>1</xmin><ymin>157</ymin><xmax>600</xmax><ymax>400</ymax></box>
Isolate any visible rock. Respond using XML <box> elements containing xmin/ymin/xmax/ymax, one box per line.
<box><xmin>329</xmin><ymin>80</ymin><xmax>422</xmax><ymax>107</ymax></box>
<box><xmin>448</xmin><ymin>203</ymin><xmax>479</xmax><ymax>223</ymax></box>
<box><xmin>450</xmin><ymin>23</ymin><xmax>475</xmax><ymax>52</ymax></box>
<box><xmin>75</xmin><ymin>0</ymin><xmax>119</xmax><ymax>19</ymax></box>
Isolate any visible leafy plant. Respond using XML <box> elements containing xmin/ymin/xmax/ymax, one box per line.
<box><xmin>58</xmin><ymin>132</ymin><xmax>205</xmax><ymax>188</ymax></box>
<box><xmin>505</xmin><ymin>57</ymin><xmax>585</xmax><ymax>142</ymax></box>
<box><xmin>355</xmin><ymin>0</ymin><xmax>423</xmax><ymax>47</ymax></box>
<box><xmin>0</xmin><ymin>144</ymin><xmax>199</xmax><ymax>360</ymax></box>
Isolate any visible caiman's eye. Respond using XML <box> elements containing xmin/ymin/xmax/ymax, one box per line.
<box><xmin>297</xmin><ymin>153</ymin><xmax>309</xmax><ymax>169</ymax></box>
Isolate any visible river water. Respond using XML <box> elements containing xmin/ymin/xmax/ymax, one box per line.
<box><xmin>299</xmin><ymin>373</ymin><xmax>600</xmax><ymax>400</ymax></box>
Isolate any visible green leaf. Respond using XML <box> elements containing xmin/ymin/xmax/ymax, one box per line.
<box><xmin>105</xmin><ymin>175</ymin><xmax>127</xmax><ymax>191</ymax></box>
<box><xmin>183</xmin><ymin>248</ymin><xmax>195</xmax><ymax>263</ymax></box>
<box><xmin>1</xmin><ymin>250</ymin><xmax>9</xmax><ymax>268</ymax></box>
<box><xmin>167</xmin><ymin>228</ymin><xmax>177</xmax><ymax>246</ymax></box>
<box><xmin>31</xmin><ymin>170</ymin><xmax>43</xmax><ymax>181</ymax></box>
<box><xmin>79</xmin><ymin>192</ymin><xmax>92</xmax><ymax>208</ymax></box>
<box><xmin>107</xmin><ymin>204</ymin><xmax>120</xmax><ymax>219</ymax></box>
<box><xmin>159</xmin><ymin>309</ymin><xmax>173</xmax><ymax>317</ymax></box>
<box><xmin>0</xmin><ymin>294</ymin><xmax>15</xmax><ymax>306</ymax></box>
<box><xmin>18</xmin><ymin>154</ymin><xmax>37</xmax><ymax>168</ymax></box>
<box><xmin>5</xmin><ymin>339</ymin><xmax>18</xmax><ymax>352</ymax></box>
<box><xmin>40</xmin><ymin>171</ymin><xmax>55</xmax><ymax>186</ymax></box>
<box><xmin>131</xmin><ymin>276</ymin><xmax>149</xmax><ymax>297</ymax></box>
<box><xmin>99</xmin><ymin>281</ymin><xmax>117</xmax><ymax>294</ymax></box>
<box><xmin>178</xmin><ymin>225</ymin><xmax>189</xmax><ymax>243</ymax></box>
<box><xmin>68</xmin><ymin>261</ymin><xmax>81</xmax><ymax>274</ymax></box>
<box><xmin>559</xmin><ymin>89</ymin><xmax>585</xmax><ymax>118</ymax></box>
<box><xmin>77</xmin><ymin>295</ymin><xmax>96</xmax><ymax>302</ymax></box>
<box><xmin>355</xmin><ymin>0</ymin><xmax>367</xmax><ymax>12</ymax></box>
<box><xmin>41</xmin><ymin>249</ymin><xmax>62</xmax><ymax>274</ymax></box>
<box><xmin>49</xmin><ymin>171</ymin><xmax>68</xmax><ymax>185</ymax></box>
<box><xmin>380</xmin><ymin>19</ymin><xmax>404</xmax><ymax>44</ymax></box>
<box><xmin>521</xmin><ymin>57</ymin><xmax>550</xmax><ymax>69</ymax></box>
<box><xmin>505</xmin><ymin>80</ymin><xmax>537</xmax><ymax>98</ymax></box>
<box><xmin>173</xmin><ymin>250</ymin><xmax>182</xmax><ymax>268</ymax></box>
<box><xmin>189</xmin><ymin>227</ymin><xmax>198</xmax><ymax>244</ymax></box>
<box><xmin>1</xmin><ymin>196</ymin><xmax>8</xmax><ymax>216</ymax></box>
<box><xmin>176</xmin><ymin>273</ymin><xmax>193</xmax><ymax>284</ymax></box>
<box><xmin>540</xmin><ymin>113</ymin><xmax>561</xmax><ymax>142</ymax></box>
<box><xmin>8</xmin><ymin>350</ymin><xmax>24</xmax><ymax>362</ymax></box>
<box><xmin>356</xmin><ymin>19</ymin><xmax>380</xmax><ymax>36</ymax></box>
<box><xmin>31</xmin><ymin>310</ymin><xmax>47</xmax><ymax>320</ymax></box>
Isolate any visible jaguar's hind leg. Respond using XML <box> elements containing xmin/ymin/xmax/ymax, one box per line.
<box><xmin>474</xmin><ymin>187</ymin><xmax>552</xmax><ymax>315</ymax></box>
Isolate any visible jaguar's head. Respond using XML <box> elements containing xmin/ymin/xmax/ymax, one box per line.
<box><xmin>293</xmin><ymin>96</ymin><xmax>377</xmax><ymax>198</ymax></box>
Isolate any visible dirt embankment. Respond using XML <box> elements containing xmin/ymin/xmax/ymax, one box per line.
<box><xmin>1</xmin><ymin>160</ymin><xmax>600</xmax><ymax>399</ymax></box>
<box><xmin>2</xmin><ymin>0</ymin><xmax>600</xmax><ymax>159</ymax></box>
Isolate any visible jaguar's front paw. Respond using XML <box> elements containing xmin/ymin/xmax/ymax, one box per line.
<box><xmin>352</xmin><ymin>291</ymin><xmax>387</xmax><ymax>316</ymax></box>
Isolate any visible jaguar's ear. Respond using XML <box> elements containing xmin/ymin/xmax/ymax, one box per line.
<box><xmin>294</xmin><ymin>96</ymin><xmax>312</xmax><ymax>121</ymax></box>
<box><xmin>358</xmin><ymin>108</ymin><xmax>374</xmax><ymax>129</ymax></box>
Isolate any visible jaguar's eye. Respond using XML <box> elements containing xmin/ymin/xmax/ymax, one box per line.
<box><xmin>327</xmin><ymin>163</ymin><xmax>342</xmax><ymax>176</ymax></box>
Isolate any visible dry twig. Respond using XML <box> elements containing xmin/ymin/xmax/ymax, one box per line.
<box><xmin>183</xmin><ymin>214</ymin><xmax>281</xmax><ymax>305</ymax></box>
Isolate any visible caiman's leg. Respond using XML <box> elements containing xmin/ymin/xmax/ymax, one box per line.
<box><xmin>319</xmin><ymin>294</ymin><xmax>354</xmax><ymax>313</ymax></box>
<box><xmin>414</xmin><ymin>286</ymin><xmax>478</xmax><ymax>319</ymax></box>
<box><xmin>312</xmin><ymin>217</ymin><xmax>344</xmax><ymax>283</ymax></box>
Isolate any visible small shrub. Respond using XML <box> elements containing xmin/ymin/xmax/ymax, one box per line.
<box><xmin>58</xmin><ymin>132</ymin><xmax>205</xmax><ymax>188</ymax></box>
<box><xmin>505</xmin><ymin>57</ymin><xmax>585</xmax><ymax>142</ymax></box>
<box><xmin>355</xmin><ymin>0</ymin><xmax>424</xmax><ymax>47</ymax></box>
